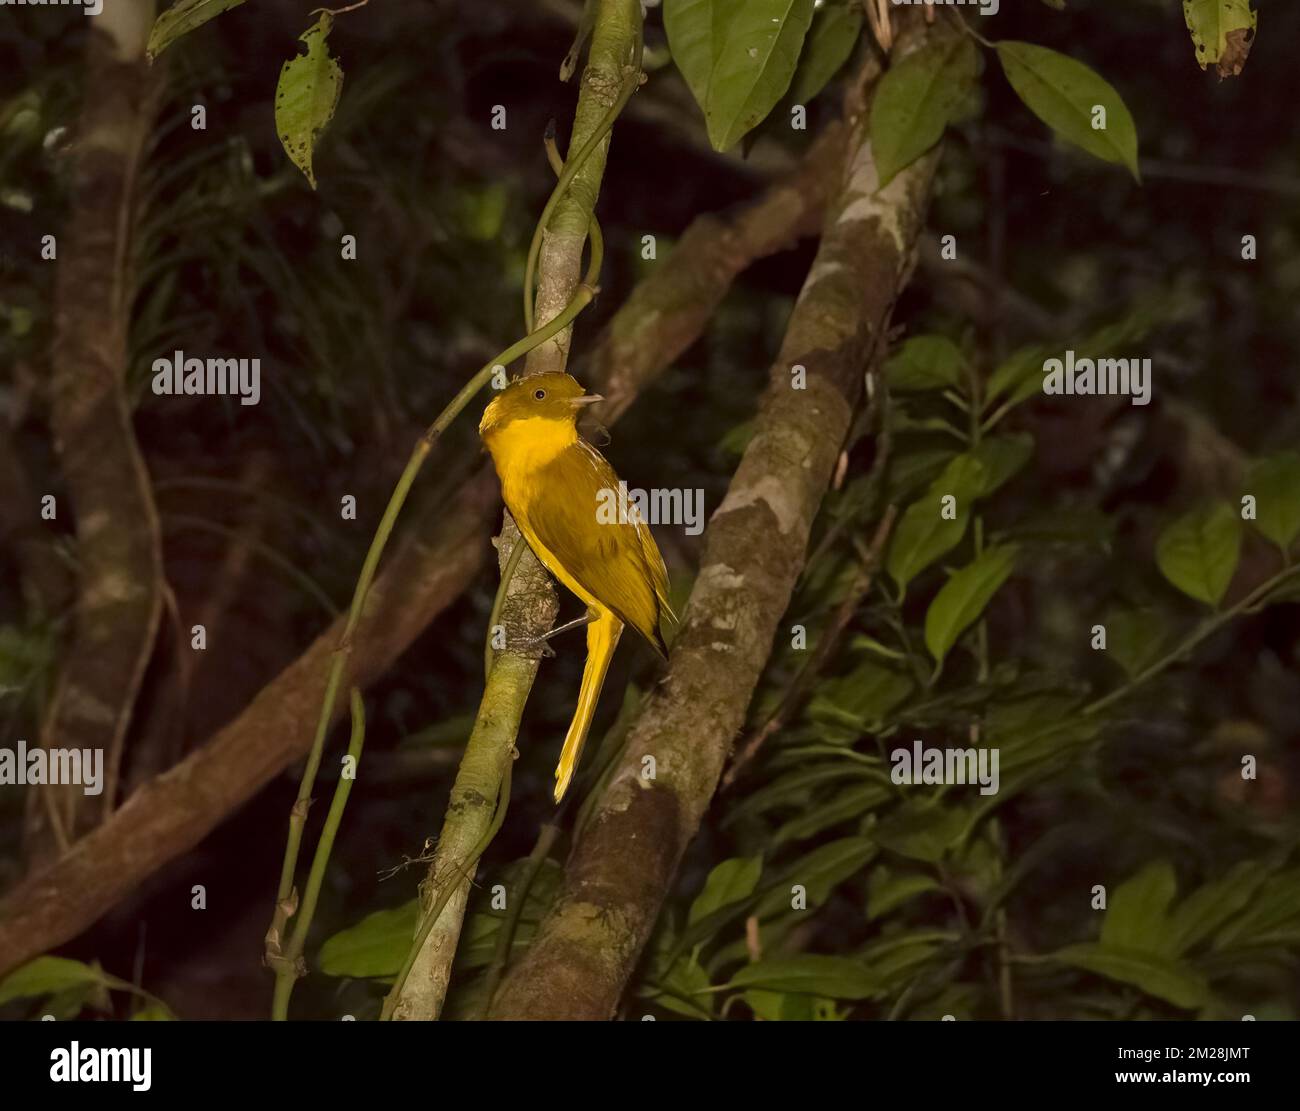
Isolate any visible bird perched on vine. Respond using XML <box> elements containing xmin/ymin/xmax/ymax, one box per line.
<box><xmin>480</xmin><ymin>372</ymin><xmax>674</xmax><ymax>802</ymax></box>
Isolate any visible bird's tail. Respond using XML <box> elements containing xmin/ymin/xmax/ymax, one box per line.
<box><xmin>554</xmin><ymin>610</ymin><xmax>622</xmax><ymax>803</ymax></box>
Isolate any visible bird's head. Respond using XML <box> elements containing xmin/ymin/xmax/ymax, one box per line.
<box><xmin>478</xmin><ymin>372</ymin><xmax>603</xmax><ymax>438</ymax></box>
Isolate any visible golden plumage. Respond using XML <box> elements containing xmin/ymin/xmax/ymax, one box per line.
<box><xmin>479</xmin><ymin>372</ymin><xmax>673</xmax><ymax>801</ymax></box>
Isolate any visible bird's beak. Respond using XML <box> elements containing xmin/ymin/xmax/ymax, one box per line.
<box><xmin>570</xmin><ymin>393</ymin><xmax>604</xmax><ymax>407</ymax></box>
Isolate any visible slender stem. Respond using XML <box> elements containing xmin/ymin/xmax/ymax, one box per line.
<box><xmin>271</xmin><ymin>688</ymin><xmax>366</xmax><ymax>1020</ymax></box>
<box><xmin>1084</xmin><ymin>562</ymin><xmax>1300</xmax><ymax>718</ymax></box>
<box><xmin>485</xmin><ymin>536</ymin><xmax>529</xmax><ymax>681</ymax></box>
<box><xmin>381</xmin><ymin>757</ymin><xmax>514</xmax><ymax>1021</ymax></box>
<box><xmin>948</xmin><ymin>8</ymin><xmax>995</xmax><ymax>49</ymax></box>
<box><xmin>263</xmin><ymin>285</ymin><xmax>595</xmax><ymax>985</ymax></box>
<box><xmin>523</xmin><ymin>28</ymin><xmax>643</xmax><ymax>331</ymax></box>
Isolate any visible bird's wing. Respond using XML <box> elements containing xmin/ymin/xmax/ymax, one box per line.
<box><xmin>526</xmin><ymin>440</ymin><xmax>670</xmax><ymax>655</ymax></box>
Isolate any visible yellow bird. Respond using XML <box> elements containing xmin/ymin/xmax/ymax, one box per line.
<box><xmin>479</xmin><ymin>372</ymin><xmax>674</xmax><ymax>802</ymax></box>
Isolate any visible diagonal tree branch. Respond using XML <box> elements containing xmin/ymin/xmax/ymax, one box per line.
<box><xmin>488</xmin><ymin>21</ymin><xmax>943</xmax><ymax>1021</ymax></box>
<box><xmin>0</xmin><ymin>109</ymin><xmax>842</xmax><ymax>983</ymax></box>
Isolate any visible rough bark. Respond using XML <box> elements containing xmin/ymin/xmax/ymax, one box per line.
<box><xmin>488</xmin><ymin>29</ymin><xmax>942</xmax><ymax>1022</ymax></box>
<box><xmin>30</xmin><ymin>0</ymin><xmax>163</xmax><ymax>858</ymax></box>
<box><xmin>392</xmin><ymin>0</ymin><xmax>642</xmax><ymax>1021</ymax></box>
<box><xmin>0</xmin><ymin>112</ymin><xmax>841</xmax><ymax>982</ymax></box>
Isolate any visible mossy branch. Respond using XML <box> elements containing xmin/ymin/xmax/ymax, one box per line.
<box><xmin>390</xmin><ymin>0</ymin><xmax>645</xmax><ymax>1022</ymax></box>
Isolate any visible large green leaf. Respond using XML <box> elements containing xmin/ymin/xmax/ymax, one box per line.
<box><xmin>886</xmin><ymin>455</ymin><xmax>986</xmax><ymax>590</ymax></box>
<box><xmin>1100</xmin><ymin>860</ymin><xmax>1177</xmax><ymax>956</ymax></box>
<box><xmin>1155</xmin><ymin>502</ymin><xmax>1241</xmax><ymax>607</ymax></box>
<box><xmin>790</xmin><ymin>0</ymin><xmax>863</xmax><ymax>104</ymax></box>
<box><xmin>690</xmin><ymin>856</ymin><xmax>763</xmax><ymax>924</ymax></box>
<box><xmin>1244</xmin><ymin>451</ymin><xmax>1300</xmax><ymax>552</ymax></box>
<box><xmin>872</xmin><ymin>802</ymin><xmax>971</xmax><ymax>863</ymax></box>
<box><xmin>275</xmin><ymin>13</ymin><xmax>344</xmax><ymax>189</ymax></box>
<box><xmin>1182</xmin><ymin>0</ymin><xmax>1257</xmax><ymax>75</ymax></box>
<box><xmin>871</xmin><ymin>34</ymin><xmax>978</xmax><ymax>187</ymax></box>
<box><xmin>996</xmin><ymin>41</ymin><xmax>1139</xmax><ymax>180</ymax></box>
<box><xmin>808</xmin><ymin>660</ymin><xmax>913</xmax><ymax>731</ymax></box>
<box><xmin>924</xmin><ymin>545</ymin><xmax>1018</xmax><ymax>664</ymax></box>
<box><xmin>727</xmin><ymin>955</ymin><xmax>881</xmax><ymax>999</ymax></box>
<box><xmin>663</xmin><ymin>0</ymin><xmax>736</xmax><ymax>113</ymax></box>
<box><xmin>884</xmin><ymin>335</ymin><xmax>966</xmax><ymax>393</ymax></box>
<box><xmin>866</xmin><ymin>867</ymin><xmax>940</xmax><ymax>920</ymax></box>
<box><xmin>147</xmin><ymin>0</ymin><xmax>247</xmax><ymax>59</ymax></box>
<box><xmin>1167</xmin><ymin>861</ymin><xmax>1272</xmax><ymax>956</ymax></box>
<box><xmin>703</xmin><ymin>0</ymin><xmax>816</xmax><ymax>151</ymax></box>
<box><xmin>971</xmin><ymin>435</ymin><xmax>1034</xmax><ymax>496</ymax></box>
<box><xmin>754</xmin><ymin>837</ymin><xmax>876</xmax><ymax>917</ymax></box>
<box><xmin>318</xmin><ymin>901</ymin><xmax>418</xmax><ymax>979</ymax></box>
<box><xmin>0</xmin><ymin>957</ymin><xmax>129</xmax><ymax>1007</ymax></box>
<box><xmin>1053</xmin><ymin>943</ymin><xmax>1208</xmax><ymax>1009</ymax></box>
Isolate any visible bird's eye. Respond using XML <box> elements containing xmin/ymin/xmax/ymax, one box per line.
<box><xmin>534</xmin><ymin>388</ymin><xmax>546</xmax><ymax>400</ymax></box>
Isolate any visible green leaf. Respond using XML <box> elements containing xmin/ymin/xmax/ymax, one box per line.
<box><xmin>1100</xmin><ymin>860</ymin><xmax>1177</xmax><ymax>956</ymax></box>
<box><xmin>1053</xmin><ymin>943</ymin><xmax>1208</xmax><ymax>1009</ymax></box>
<box><xmin>690</xmin><ymin>856</ymin><xmax>763</xmax><ymax>924</ymax></box>
<box><xmin>643</xmin><ymin>954</ymin><xmax>713</xmax><ymax>1018</ymax></box>
<box><xmin>727</xmin><ymin>955</ymin><xmax>881</xmax><ymax>999</ymax></box>
<box><xmin>318</xmin><ymin>901</ymin><xmax>418</xmax><ymax>979</ymax></box>
<box><xmin>924</xmin><ymin>545</ymin><xmax>1018</xmax><ymax>664</ymax></box>
<box><xmin>147</xmin><ymin>0</ymin><xmax>247</xmax><ymax>60</ymax></box>
<box><xmin>773</xmin><ymin>782</ymin><xmax>892</xmax><ymax>846</ymax></box>
<box><xmin>274</xmin><ymin>13</ymin><xmax>344</xmax><ymax>189</ymax></box>
<box><xmin>754</xmin><ymin>837</ymin><xmax>876</xmax><ymax>917</ymax></box>
<box><xmin>1243</xmin><ymin>451</ymin><xmax>1300</xmax><ymax>552</ymax></box>
<box><xmin>131</xmin><ymin>1002</ymin><xmax>176</xmax><ymax>1021</ymax></box>
<box><xmin>871</xmin><ymin>34</ymin><xmax>978</xmax><ymax>187</ymax></box>
<box><xmin>884</xmin><ymin>335</ymin><xmax>966</xmax><ymax>393</ymax></box>
<box><xmin>0</xmin><ymin>957</ymin><xmax>128</xmax><ymax>1007</ymax></box>
<box><xmin>1155</xmin><ymin>502</ymin><xmax>1241</xmax><ymax>607</ymax></box>
<box><xmin>887</xmin><ymin>455</ymin><xmax>986</xmax><ymax>590</ymax></box>
<box><xmin>808</xmin><ymin>661</ymin><xmax>913</xmax><ymax>730</ymax></box>
<box><xmin>1213</xmin><ymin>868</ymin><xmax>1300</xmax><ymax>950</ymax></box>
<box><xmin>1182</xmin><ymin>0</ymin><xmax>1257</xmax><ymax>75</ymax></box>
<box><xmin>995</xmin><ymin>41</ymin><xmax>1139</xmax><ymax>181</ymax></box>
<box><xmin>663</xmin><ymin>0</ymin><xmax>735</xmax><ymax>114</ymax></box>
<box><xmin>866</xmin><ymin>867</ymin><xmax>940</xmax><ymax>920</ymax></box>
<box><xmin>872</xmin><ymin>802</ymin><xmax>971</xmax><ymax>863</ymax></box>
<box><xmin>971</xmin><ymin>435</ymin><xmax>1033</xmax><ymax>497</ymax></box>
<box><xmin>703</xmin><ymin>0</ymin><xmax>816</xmax><ymax>151</ymax></box>
<box><xmin>790</xmin><ymin>1</ymin><xmax>863</xmax><ymax>105</ymax></box>
<box><xmin>1166</xmin><ymin>861</ymin><xmax>1271</xmax><ymax>956</ymax></box>
<box><xmin>1104</xmin><ymin>607</ymin><xmax>1168</xmax><ymax>678</ymax></box>
<box><xmin>986</xmin><ymin>344</ymin><xmax>1050</xmax><ymax>408</ymax></box>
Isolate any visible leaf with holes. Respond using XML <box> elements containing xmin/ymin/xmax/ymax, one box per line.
<box><xmin>1183</xmin><ymin>0</ymin><xmax>1257</xmax><ymax>77</ymax></box>
<box><xmin>275</xmin><ymin>13</ymin><xmax>344</xmax><ymax>189</ymax></box>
